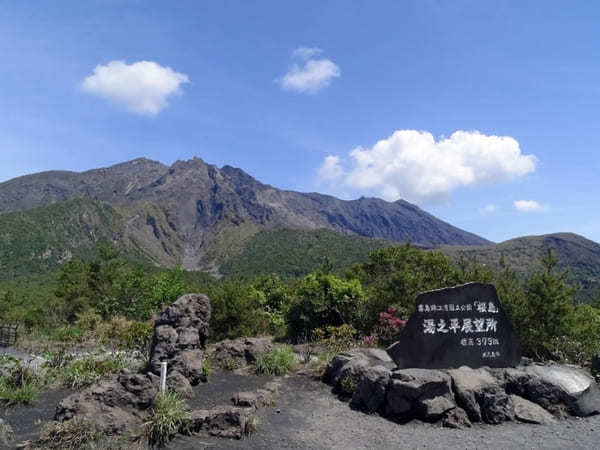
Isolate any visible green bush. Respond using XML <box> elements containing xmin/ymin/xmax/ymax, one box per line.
<box><xmin>255</xmin><ymin>345</ymin><xmax>295</xmax><ymax>375</ymax></box>
<box><xmin>144</xmin><ymin>391</ymin><xmax>189</xmax><ymax>446</ymax></box>
<box><xmin>209</xmin><ymin>279</ymin><xmax>270</xmax><ymax>341</ymax></box>
<box><xmin>286</xmin><ymin>272</ymin><xmax>364</xmax><ymax>341</ymax></box>
<box><xmin>118</xmin><ymin>321</ymin><xmax>153</xmax><ymax>352</ymax></box>
<box><xmin>49</xmin><ymin>325</ymin><xmax>86</xmax><ymax>342</ymax></box>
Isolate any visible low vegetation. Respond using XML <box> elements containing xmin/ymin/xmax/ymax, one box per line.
<box><xmin>255</xmin><ymin>345</ymin><xmax>295</xmax><ymax>375</ymax></box>
<box><xmin>35</xmin><ymin>418</ymin><xmax>101</xmax><ymax>450</ymax></box>
<box><xmin>0</xmin><ymin>359</ymin><xmax>42</xmax><ymax>406</ymax></box>
<box><xmin>144</xmin><ymin>391</ymin><xmax>190</xmax><ymax>447</ymax></box>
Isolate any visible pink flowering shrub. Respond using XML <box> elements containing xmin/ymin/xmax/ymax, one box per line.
<box><xmin>364</xmin><ymin>307</ymin><xmax>407</xmax><ymax>347</ymax></box>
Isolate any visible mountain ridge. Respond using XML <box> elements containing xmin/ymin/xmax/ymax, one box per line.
<box><xmin>0</xmin><ymin>157</ymin><xmax>491</xmax><ymax>273</ymax></box>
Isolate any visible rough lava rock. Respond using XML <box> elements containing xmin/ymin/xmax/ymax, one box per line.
<box><xmin>211</xmin><ymin>337</ymin><xmax>274</xmax><ymax>367</ymax></box>
<box><xmin>448</xmin><ymin>366</ymin><xmax>514</xmax><ymax>424</ymax></box>
<box><xmin>323</xmin><ymin>351</ymin><xmax>370</xmax><ymax>392</ymax></box>
<box><xmin>386</xmin><ymin>369</ymin><xmax>455</xmax><ymax>421</ymax></box>
<box><xmin>505</xmin><ymin>363</ymin><xmax>600</xmax><ymax>417</ymax></box>
<box><xmin>442</xmin><ymin>407</ymin><xmax>471</xmax><ymax>429</ymax></box>
<box><xmin>55</xmin><ymin>371</ymin><xmax>159</xmax><ymax>434</ymax></box>
<box><xmin>510</xmin><ymin>395</ymin><xmax>555</xmax><ymax>424</ymax></box>
<box><xmin>188</xmin><ymin>406</ymin><xmax>248</xmax><ymax>439</ymax></box>
<box><xmin>0</xmin><ymin>419</ymin><xmax>13</xmax><ymax>447</ymax></box>
<box><xmin>56</xmin><ymin>293</ymin><xmax>211</xmax><ymax>434</ymax></box>
<box><xmin>351</xmin><ymin>365</ymin><xmax>391</xmax><ymax>413</ymax></box>
<box><xmin>149</xmin><ymin>293</ymin><xmax>211</xmax><ymax>384</ymax></box>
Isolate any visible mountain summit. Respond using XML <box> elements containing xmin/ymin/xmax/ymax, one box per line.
<box><xmin>0</xmin><ymin>157</ymin><xmax>490</xmax><ymax>272</ymax></box>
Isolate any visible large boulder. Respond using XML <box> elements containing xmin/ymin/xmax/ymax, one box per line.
<box><xmin>188</xmin><ymin>406</ymin><xmax>248</xmax><ymax>439</ymax></box>
<box><xmin>510</xmin><ymin>395</ymin><xmax>555</xmax><ymax>424</ymax></box>
<box><xmin>55</xmin><ymin>371</ymin><xmax>159</xmax><ymax>434</ymax></box>
<box><xmin>351</xmin><ymin>365</ymin><xmax>391</xmax><ymax>413</ymax></box>
<box><xmin>505</xmin><ymin>363</ymin><xmax>600</xmax><ymax>417</ymax></box>
<box><xmin>322</xmin><ymin>351</ymin><xmax>370</xmax><ymax>394</ymax></box>
<box><xmin>448</xmin><ymin>366</ymin><xmax>514</xmax><ymax>424</ymax></box>
<box><xmin>385</xmin><ymin>368</ymin><xmax>455</xmax><ymax>421</ymax></box>
<box><xmin>210</xmin><ymin>337</ymin><xmax>274</xmax><ymax>368</ymax></box>
<box><xmin>149</xmin><ymin>293</ymin><xmax>211</xmax><ymax>384</ymax></box>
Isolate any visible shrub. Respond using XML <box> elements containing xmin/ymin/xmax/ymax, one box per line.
<box><xmin>365</xmin><ymin>307</ymin><xmax>406</xmax><ymax>347</ymax></box>
<box><xmin>286</xmin><ymin>272</ymin><xmax>364</xmax><ymax>342</ymax></box>
<box><xmin>255</xmin><ymin>345</ymin><xmax>295</xmax><ymax>375</ymax></box>
<box><xmin>144</xmin><ymin>391</ymin><xmax>189</xmax><ymax>446</ymax></box>
<box><xmin>118</xmin><ymin>321</ymin><xmax>153</xmax><ymax>353</ymax></box>
<box><xmin>314</xmin><ymin>324</ymin><xmax>358</xmax><ymax>354</ymax></box>
<box><xmin>49</xmin><ymin>325</ymin><xmax>86</xmax><ymax>343</ymax></box>
<box><xmin>209</xmin><ymin>279</ymin><xmax>270</xmax><ymax>341</ymax></box>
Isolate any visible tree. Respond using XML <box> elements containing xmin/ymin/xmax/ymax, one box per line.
<box><xmin>520</xmin><ymin>249</ymin><xmax>578</xmax><ymax>359</ymax></box>
<box><xmin>55</xmin><ymin>258</ymin><xmax>91</xmax><ymax>321</ymax></box>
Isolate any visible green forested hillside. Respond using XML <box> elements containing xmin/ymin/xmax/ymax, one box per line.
<box><xmin>441</xmin><ymin>233</ymin><xmax>600</xmax><ymax>302</ymax></box>
<box><xmin>0</xmin><ymin>199</ymin><xmax>126</xmax><ymax>279</ymax></box>
<box><xmin>219</xmin><ymin>228</ymin><xmax>390</xmax><ymax>278</ymax></box>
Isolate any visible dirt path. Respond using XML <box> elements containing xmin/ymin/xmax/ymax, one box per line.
<box><xmin>174</xmin><ymin>374</ymin><xmax>600</xmax><ymax>450</ymax></box>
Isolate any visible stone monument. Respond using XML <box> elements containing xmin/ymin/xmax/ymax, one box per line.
<box><xmin>387</xmin><ymin>282</ymin><xmax>521</xmax><ymax>369</ymax></box>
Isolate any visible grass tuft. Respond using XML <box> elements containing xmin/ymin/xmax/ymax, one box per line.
<box><xmin>144</xmin><ymin>391</ymin><xmax>189</xmax><ymax>446</ymax></box>
<box><xmin>255</xmin><ymin>345</ymin><xmax>295</xmax><ymax>376</ymax></box>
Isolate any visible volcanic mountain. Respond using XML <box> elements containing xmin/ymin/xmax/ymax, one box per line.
<box><xmin>0</xmin><ymin>157</ymin><xmax>491</xmax><ymax>276</ymax></box>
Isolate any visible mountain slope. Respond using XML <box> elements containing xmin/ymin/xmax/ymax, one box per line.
<box><xmin>0</xmin><ymin>157</ymin><xmax>490</xmax><ymax>272</ymax></box>
<box><xmin>441</xmin><ymin>233</ymin><xmax>600</xmax><ymax>301</ymax></box>
<box><xmin>218</xmin><ymin>228</ymin><xmax>390</xmax><ymax>278</ymax></box>
<box><xmin>0</xmin><ymin>199</ymin><xmax>125</xmax><ymax>279</ymax></box>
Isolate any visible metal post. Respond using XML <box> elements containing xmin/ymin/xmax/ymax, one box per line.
<box><xmin>159</xmin><ymin>361</ymin><xmax>167</xmax><ymax>394</ymax></box>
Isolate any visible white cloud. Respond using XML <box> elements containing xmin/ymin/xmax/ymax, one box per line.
<box><xmin>513</xmin><ymin>200</ymin><xmax>549</xmax><ymax>213</ymax></box>
<box><xmin>292</xmin><ymin>46</ymin><xmax>322</xmax><ymax>60</ymax></box>
<box><xmin>81</xmin><ymin>60</ymin><xmax>189</xmax><ymax>116</ymax></box>
<box><xmin>317</xmin><ymin>155</ymin><xmax>344</xmax><ymax>181</ymax></box>
<box><xmin>279</xmin><ymin>47</ymin><xmax>340</xmax><ymax>94</ymax></box>
<box><xmin>478</xmin><ymin>204</ymin><xmax>498</xmax><ymax>215</ymax></box>
<box><xmin>317</xmin><ymin>130</ymin><xmax>537</xmax><ymax>205</ymax></box>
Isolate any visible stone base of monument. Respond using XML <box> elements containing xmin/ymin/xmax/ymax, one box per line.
<box><xmin>323</xmin><ymin>349</ymin><xmax>600</xmax><ymax>428</ymax></box>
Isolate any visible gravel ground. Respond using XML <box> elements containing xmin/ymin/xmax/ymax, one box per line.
<box><xmin>2</xmin><ymin>387</ymin><xmax>74</xmax><ymax>446</ymax></box>
<box><xmin>175</xmin><ymin>374</ymin><xmax>600</xmax><ymax>450</ymax></box>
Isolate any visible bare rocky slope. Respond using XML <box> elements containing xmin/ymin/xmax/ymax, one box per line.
<box><xmin>0</xmin><ymin>157</ymin><xmax>490</xmax><ymax>273</ymax></box>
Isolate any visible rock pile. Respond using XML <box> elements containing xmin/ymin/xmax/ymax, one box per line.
<box><xmin>149</xmin><ymin>293</ymin><xmax>211</xmax><ymax>385</ymax></box>
<box><xmin>55</xmin><ymin>293</ymin><xmax>211</xmax><ymax>434</ymax></box>
<box><xmin>324</xmin><ymin>349</ymin><xmax>600</xmax><ymax>428</ymax></box>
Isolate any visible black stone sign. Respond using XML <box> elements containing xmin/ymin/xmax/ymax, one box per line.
<box><xmin>387</xmin><ymin>282</ymin><xmax>521</xmax><ymax>369</ymax></box>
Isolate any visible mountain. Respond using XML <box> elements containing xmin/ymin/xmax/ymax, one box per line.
<box><xmin>440</xmin><ymin>233</ymin><xmax>600</xmax><ymax>302</ymax></box>
<box><xmin>0</xmin><ymin>157</ymin><xmax>490</xmax><ymax>275</ymax></box>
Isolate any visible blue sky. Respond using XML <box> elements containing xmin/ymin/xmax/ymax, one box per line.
<box><xmin>1</xmin><ymin>1</ymin><xmax>599</xmax><ymax>243</ymax></box>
